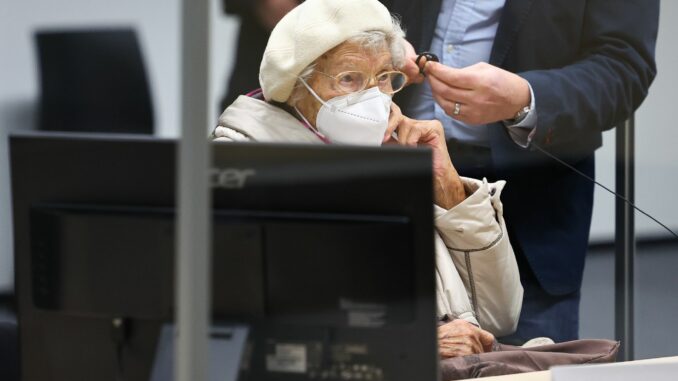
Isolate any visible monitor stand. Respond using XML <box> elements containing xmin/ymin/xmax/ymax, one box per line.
<box><xmin>150</xmin><ymin>323</ymin><xmax>250</xmax><ymax>381</ymax></box>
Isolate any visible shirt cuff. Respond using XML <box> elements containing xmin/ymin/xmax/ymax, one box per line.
<box><xmin>503</xmin><ymin>82</ymin><xmax>537</xmax><ymax>148</ymax></box>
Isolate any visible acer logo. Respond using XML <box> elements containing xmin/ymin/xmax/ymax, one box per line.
<box><xmin>209</xmin><ymin>168</ymin><xmax>256</xmax><ymax>189</ymax></box>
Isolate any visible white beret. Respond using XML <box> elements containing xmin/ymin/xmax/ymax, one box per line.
<box><xmin>259</xmin><ymin>0</ymin><xmax>395</xmax><ymax>102</ymax></box>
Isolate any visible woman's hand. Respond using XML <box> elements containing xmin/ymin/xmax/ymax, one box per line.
<box><xmin>384</xmin><ymin>103</ymin><xmax>466</xmax><ymax>209</ymax></box>
<box><xmin>438</xmin><ymin>319</ymin><xmax>495</xmax><ymax>358</ymax></box>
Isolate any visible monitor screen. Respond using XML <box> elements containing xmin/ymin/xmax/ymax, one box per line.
<box><xmin>11</xmin><ymin>133</ymin><xmax>438</xmax><ymax>381</ymax></box>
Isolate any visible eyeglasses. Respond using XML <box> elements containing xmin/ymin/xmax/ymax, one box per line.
<box><xmin>316</xmin><ymin>70</ymin><xmax>408</xmax><ymax>95</ymax></box>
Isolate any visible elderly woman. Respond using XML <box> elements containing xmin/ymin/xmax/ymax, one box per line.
<box><xmin>213</xmin><ymin>0</ymin><xmax>522</xmax><ymax>358</ymax></box>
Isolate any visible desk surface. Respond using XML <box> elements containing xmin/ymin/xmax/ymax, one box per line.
<box><xmin>460</xmin><ymin>356</ymin><xmax>678</xmax><ymax>381</ymax></box>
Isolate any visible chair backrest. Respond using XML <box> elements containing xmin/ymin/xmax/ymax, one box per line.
<box><xmin>35</xmin><ymin>28</ymin><xmax>154</xmax><ymax>134</ymax></box>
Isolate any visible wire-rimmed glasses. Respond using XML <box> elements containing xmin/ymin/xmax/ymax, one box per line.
<box><xmin>316</xmin><ymin>70</ymin><xmax>408</xmax><ymax>95</ymax></box>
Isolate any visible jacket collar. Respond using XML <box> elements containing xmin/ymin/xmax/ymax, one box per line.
<box><xmin>490</xmin><ymin>0</ymin><xmax>536</xmax><ymax>66</ymax></box>
<box><xmin>421</xmin><ymin>0</ymin><xmax>443</xmax><ymax>52</ymax></box>
<box><xmin>217</xmin><ymin>96</ymin><xmax>325</xmax><ymax>144</ymax></box>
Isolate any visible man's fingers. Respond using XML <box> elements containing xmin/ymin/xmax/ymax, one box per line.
<box><xmin>437</xmin><ymin>97</ymin><xmax>461</xmax><ymax>119</ymax></box>
<box><xmin>429</xmin><ymin>75</ymin><xmax>475</xmax><ymax>105</ymax></box>
<box><xmin>432</xmin><ymin>95</ymin><xmax>471</xmax><ymax>123</ymax></box>
<box><xmin>426</xmin><ymin>62</ymin><xmax>477</xmax><ymax>89</ymax></box>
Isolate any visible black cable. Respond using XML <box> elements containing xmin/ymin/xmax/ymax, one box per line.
<box><xmin>115</xmin><ymin>343</ymin><xmax>124</xmax><ymax>381</ymax></box>
<box><xmin>531</xmin><ymin>142</ymin><xmax>678</xmax><ymax>240</ymax></box>
<box><xmin>111</xmin><ymin>317</ymin><xmax>128</xmax><ymax>381</ymax></box>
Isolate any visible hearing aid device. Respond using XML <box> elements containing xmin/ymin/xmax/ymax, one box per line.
<box><xmin>415</xmin><ymin>52</ymin><xmax>439</xmax><ymax>77</ymax></box>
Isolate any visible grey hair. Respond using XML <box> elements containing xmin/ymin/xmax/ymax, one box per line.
<box><xmin>287</xmin><ymin>15</ymin><xmax>407</xmax><ymax>107</ymax></box>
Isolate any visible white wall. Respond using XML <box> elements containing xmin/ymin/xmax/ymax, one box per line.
<box><xmin>0</xmin><ymin>0</ymin><xmax>239</xmax><ymax>291</ymax></box>
<box><xmin>589</xmin><ymin>0</ymin><xmax>678</xmax><ymax>241</ymax></box>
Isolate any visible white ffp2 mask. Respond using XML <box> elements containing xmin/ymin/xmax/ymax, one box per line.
<box><xmin>299</xmin><ymin>80</ymin><xmax>392</xmax><ymax>146</ymax></box>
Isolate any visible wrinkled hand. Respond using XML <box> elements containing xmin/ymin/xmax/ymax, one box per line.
<box><xmin>438</xmin><ymin>319</ymin><xmax>495</xmax><ymax>358</ymax></box>
<box><xmin>384</xmin><ymin>103</ymin><xmax>466</xmax><ymax>209</ymax></box>
<box><xmin>426</xmin><ymin>61</ymin><xmax>531</xmax><ymax>125</ymax></box>
<box><xmin>401</xmin><ymin>39</ymin><xmax>424</xmax><ymax>85</ymax></box>
<box><xmin>256</xmin><ymin>0</ymin><xmax>299</xmax><ymax>31</ymax></box>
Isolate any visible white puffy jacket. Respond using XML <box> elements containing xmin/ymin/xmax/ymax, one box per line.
<box><xmin>212</xmin><ymin>95</ymin><xmax>523</xmax><ymax>336</ymax></box>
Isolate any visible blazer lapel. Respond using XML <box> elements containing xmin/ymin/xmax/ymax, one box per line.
<box><xmin>419</xmin><ymin>0</ymin><xmax>442</xmax><ymax>50</ymax></box>
<box><xmin>490</xmin><ymin>0</ymin><xmax>536</xmax><ymax>66</ymax></box>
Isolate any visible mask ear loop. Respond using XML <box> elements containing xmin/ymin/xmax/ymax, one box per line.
<box><xmin>415</xmin><ymin>52</ymin><xmax>440</xmax><ymax>77</ymax></box>
<box><xmin>293</xmin><ymin>105</ymin><xmax>316</xmax><ymax>130</ymax></box>
<box><xmin>293</xmin><ymin>104</ymin><xmax>332</xmax><ymax>143</ymax></box>
<box><xmin>298</xmin><ymin>77</ymin><xmax>335</xmax><ymax>112</ymax></box>
<box><xmin>294</xmin><ymin>78</ymin><xmax>332</xmax><ymax>142</ymax></box>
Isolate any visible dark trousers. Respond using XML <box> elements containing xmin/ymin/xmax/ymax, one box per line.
<box><xmin>500</xmin><ymin>261</ymin><xmax>581</xmax><ymax>344</ymax></box>
<box><xmin>447</xmin><ymin>139</ymin><xmax>581</xmax><ymax>343</ymax></box>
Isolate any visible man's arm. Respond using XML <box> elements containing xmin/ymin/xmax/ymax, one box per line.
<box><xmin>520</xmin><ymin>0</ymin><xmax>659</xmax><ymax>148</ymax></box>
<box><xmin>423</xmin><ymin>0</ymin><xmax>658</xmax><ymax>149</ymax></box>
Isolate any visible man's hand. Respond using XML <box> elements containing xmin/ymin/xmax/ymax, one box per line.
<box><xmin>438</xmin><ymin>319</ymin><xmax>495</xmax><ymax>358</ymax></box>
<box><xmin>255</xmin><ymin>0</ymin><xmax>299</xmax><ymax>31</ymax></box>
<box><xmin>384</xmin><ymin>103</ymin><xmax>466</xmax><ymax>209</ymax></box>
<box><xmin>425</xmin><ymin>61</ymin><xmax>531</xmax><ymax>125</ymax></box>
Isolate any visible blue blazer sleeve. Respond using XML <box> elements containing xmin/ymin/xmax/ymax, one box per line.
<box><xmin>519</xmin><ymin>0</ymin><xmax>659</xmax><ymax>149</ymax></box>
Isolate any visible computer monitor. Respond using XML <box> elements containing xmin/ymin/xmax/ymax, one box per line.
<box><xmin>10</xmin><ymin>133</ymin><xmax>438</xmax><ymax>381</ymax></box>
